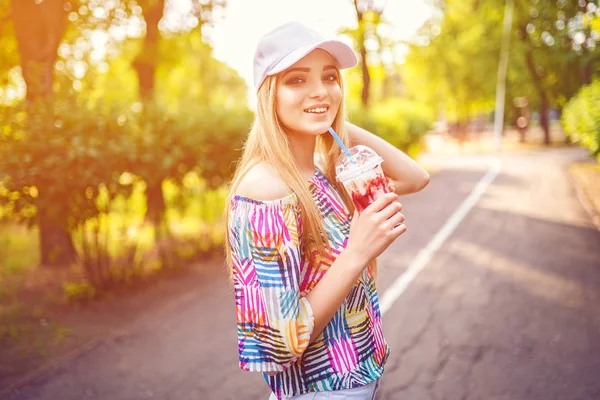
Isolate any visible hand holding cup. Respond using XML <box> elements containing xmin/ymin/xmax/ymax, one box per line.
<box><xmin>345</xmin><ymin>192</ymin><xmax>406</xmax><ymax>268</ymax></box>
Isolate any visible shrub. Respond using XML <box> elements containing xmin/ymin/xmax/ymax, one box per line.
<box><xmin>347</xmin><ymin>98</ymin><xmax>434</xmax><ymax>158</ymax></box>
<box><xmin>0</xmin><ymin>96</ymin><xmax>251</xmax><ymax>288</ymax></box>
<box><xmin>561</xmin><ymin>79</ymin><xmax>600</xmax><ymax>161</ymax></box>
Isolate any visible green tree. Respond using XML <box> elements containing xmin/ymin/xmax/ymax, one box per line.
<box><xmin>343</xmin><ymin>0</ymin><xmax>386</xmax><ymax>108</ymax></box>
<box><xmin>133</xmin><ymin>0</ymin><xmax>228</xmax><ymax>241</ymax></box>
<box><xmin>0</xmin><ymin>0</ymin><xmax>247</xmax><ymax>268</ymax></box>
<box><xmin>5</xmin><ymin>0</ymin><xmax>75</xmax><ymax>265</ymax></box>
<box><xmin>404</xmin><ymin>0</ymin><xmax>503</xmax><ymax>140</ymax></box>
<box><xmin>402</xmin><ymin>0</ymin><xmax>600</xmax><ymax>145</ymax></box>
<box><xmin>511</xmin><ymin>0</ymin><xmax>600</xmax><ymax>144</ymax></box>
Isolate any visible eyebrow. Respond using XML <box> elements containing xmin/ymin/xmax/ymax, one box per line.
<box><xmin>282</xmin><ymin>65</ymin><xmax>338</xmax><ymax>78</ymax></box>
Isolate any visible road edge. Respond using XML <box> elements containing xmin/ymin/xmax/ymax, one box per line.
<box><xmin>0</xmin><ymin>260</ymin><xmax>227</xmax><ymax>399</ymax></box>
<box><xmin>566</xmin><ymin>162</ymin><xmax>600</xmax><ymax>231</ymax></box>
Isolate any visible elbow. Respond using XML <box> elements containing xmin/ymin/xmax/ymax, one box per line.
<box><xmin>396</xmin><ymin>171</ymin><xmax>430</xmax><ymax>195</ymax></box>
<box><xmin>416</xmin><ymin>171</ymin><xmax>430</xmax><ymax>192</ymax></box>
<box><xmin>239</xmin><ymin>301</ymin><xmax>314</xmax><ymax>374</ymax></box>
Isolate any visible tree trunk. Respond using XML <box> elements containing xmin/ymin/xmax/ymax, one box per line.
<box><xmin>10</xmin><ymin>0</ymin><xmax>67</xmax><ymax>100</ymax></box>
<box><xmin>134</xmin><ymin>0</ymin><xmax>167</xmax><ymax>234</ymax></box>
<box><xmin>146</xmin><ymin>182</ymin><xmax>166</xmax><ymax>227</ymax></box>
<box><xmin>524</xmin><ymin>48</ymin><xmax>551</xmax><ymax>145</ymax></box>
<box><xmin>133</xmin><ymin>0</ymin><xmax>164</xmax><ymax>99</ymax></box>
<box><xmin>540</xmin><ymin>96</ymin><xmax>550</xmax><ymax>146</ymax></box>
<box><xmin>11</xmin><ymin>0</ymin><xmax>76</xmax><ymax>266</ymax></box>
<box><xmin>38</xmin><ymin>206</ymin><xmax>77</xmax><ymax>266</ymax></box>
<box><xmin>353</xmin><ymin>1</ymin><xmax>370</xmax><ymax>108</ymax></box>
<box><xmin>359</xmin><ymin>43</ymin><xmax>370</xmax><ymax>107</ymax></box>
<box><xmin>582</xmin><ymin>62</ymin><xmax>592</xmax><ymax>86</ymax></box>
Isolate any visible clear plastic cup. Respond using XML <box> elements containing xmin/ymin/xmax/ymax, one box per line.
<box><xmin>335</xmin><ymin>145</ymin><xmax>394</xmax><ymax>213</ymax></box>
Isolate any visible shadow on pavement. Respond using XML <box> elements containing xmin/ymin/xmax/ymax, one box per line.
<box><xmin>380</xmin><ymin>204</ymin><xmax>600</xmax><ymax>400</ymax></box>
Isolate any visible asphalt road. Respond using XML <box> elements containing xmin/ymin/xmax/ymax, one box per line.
<box><xmin>4</xmin><ymin>147</ymin><xmax>600</xmax><ymax>400</ymax></box>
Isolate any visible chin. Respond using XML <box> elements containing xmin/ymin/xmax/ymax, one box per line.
<box><xmin>301</xmin><ymin>121</ymin><xmax>335</xmax><ymax>136</ymax></box>
<box><xmin>299</xmin><ymin>127</ymin><xmax>328</xmax><ymax>136</ymax></box>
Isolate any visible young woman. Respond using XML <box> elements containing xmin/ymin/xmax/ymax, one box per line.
<box><xmin>225</xmin><ymin>21</ymin><xmax>430</xmax><ymax>399</ymax></box>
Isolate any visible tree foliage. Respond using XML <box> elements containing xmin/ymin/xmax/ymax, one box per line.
<box><xmin>561</xmin><ymin>79</ymin><xmax>600</xmax><ymax>160</ymax></box>
<box><xmin>0</xmin><ymin>0</ymin><xmax>251</xmax><ymax>271</ymax></box>
<box><xmin>402</xmin><ymin>0</ymin><xmax>600</xmax><ymax>143</ymax></box>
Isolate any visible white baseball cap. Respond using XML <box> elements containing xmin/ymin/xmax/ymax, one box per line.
<box><xmin>253</xmin><ymin>21</ymin><xmax>358</xmax><ymax>91</ymax></box>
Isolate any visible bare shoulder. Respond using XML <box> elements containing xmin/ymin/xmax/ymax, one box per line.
<box><xmin>235</xmin><ymin>163</ymin><xmax>293</xmax><ymax>201</ymax></box>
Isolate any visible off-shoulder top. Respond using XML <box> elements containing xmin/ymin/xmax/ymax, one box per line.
<box><xmin>227</xmin><ymin>170</ymin><xmax>389</xmax><ymax>399</ymax></box>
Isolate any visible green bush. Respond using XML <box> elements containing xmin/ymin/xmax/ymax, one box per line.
<box><xmin>347</xmin><ymin>98</ymin><xmax>434</xmax><ymax>158</ymax></box>
<box><xmin>0</xmin><ymin>96</ymin><xmax>250</xmax><ymax>225</ymax></box>
<box><xmin>561</xmin><ymin>79</ymin><xmax>600</xmax><ymax>161</ymax></box>
<box><xmin>0</xmin><ymin>96</ymin><xmax>251</xmax><ymax>288</ymax></box>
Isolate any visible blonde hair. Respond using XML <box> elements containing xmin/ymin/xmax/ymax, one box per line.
<box><xmin>224</xmin><ymin>70</ymin><xmax>356</xmax><ymax>275</ymax></box>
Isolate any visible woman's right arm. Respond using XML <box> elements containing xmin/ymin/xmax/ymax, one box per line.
<box><xmin>304</xmin><ymin>192</ymin><xmax>405</xmax><ymax>342</ymax></box>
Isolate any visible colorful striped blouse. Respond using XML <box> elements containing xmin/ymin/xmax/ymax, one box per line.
<box><xmin>227</xmin><ymin>170</ymin><xmax>389</xmax><ymax>399</ymax></box>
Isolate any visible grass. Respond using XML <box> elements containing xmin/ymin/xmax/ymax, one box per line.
<box><xmin>0</xmin><ymin>172</ymin><xmax>228</xmax><ymax>304</ymax></box>
<box><xmin>0</xmin><ymin>225</ymin><xmax>66</xmax><ymax>355</ymax></box>
<box><xmin>0</xmin><ymin>174</ymin><xmax>228</xmax><ymax>386</ymax></box>
<box><xmin>0</xmin><ymin>223</ymin><xmax>39</xmax><ymax>299</ymax></box>
<box><xmin>0</xmin><ymin>224</ymin><xmax>39</xmax><ymax>276</ymax></box>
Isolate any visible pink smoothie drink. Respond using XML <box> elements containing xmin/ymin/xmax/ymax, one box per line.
<box><xmin>335</xmin><ymin>145</ymin><xmax>394</xmax><ymax>213</ymax></box>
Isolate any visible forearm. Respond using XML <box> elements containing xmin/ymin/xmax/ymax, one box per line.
<box><xmin>263</xmin><ymin>250</ymin><xmax>364</xmax><ymax>376</ymax></box>
<box><xmin>345</xmin><ymin>121</ymin><xmax>430</xmax><ymax>195</ymax></box>
<box><xmin>305</xmin><ymin>248</ymin><xmax>365</xmax><ymax>342</ymax></box>
<box><xmin>263</xmin><ymin>250</ymin><xmax>365</xmax><ymax>376</ymax></box>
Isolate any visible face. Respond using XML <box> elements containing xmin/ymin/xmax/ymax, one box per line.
<box><xmin>275</xmin><ymin>49</ymin><xmax>342</xmax><ymax>137</ymax></box>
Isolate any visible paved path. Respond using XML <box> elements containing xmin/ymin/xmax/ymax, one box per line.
<box><xmin>379</xmin><ymin>148</ymin><xmax>600</xmax><ymax>400</ymax></box>
<box><xmin>4</xmin><ymin>147</ymin><xmax>600</xmax><ymax>400</ymax></box>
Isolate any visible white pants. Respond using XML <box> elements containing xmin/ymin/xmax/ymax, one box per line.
<box><xmin>268</xmin><ymin>379</ymin><xmax>380</xmax><ymax>400</ymax></box>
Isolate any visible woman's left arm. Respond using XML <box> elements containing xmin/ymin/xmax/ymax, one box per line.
<box><xmin>345</xmin><ymin>121</ymin><xmax>430</xmax><ymax>195</ymax></box>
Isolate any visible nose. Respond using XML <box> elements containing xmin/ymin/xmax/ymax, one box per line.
<box><xmin>309</xmin><ymin>81</ymin><xmax>327</xmax><ymax>99</ymax></box>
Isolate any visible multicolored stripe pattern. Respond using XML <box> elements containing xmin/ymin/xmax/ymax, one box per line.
<box><xmin>228</xmin><ymin>171</ymin><xmax>389</xmax><ymax>399</ymax></box>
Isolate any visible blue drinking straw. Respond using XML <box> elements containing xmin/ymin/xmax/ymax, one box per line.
<box><xmin>327</xmin><ymin>127</ymin><xmax>355</xmax><ymax>161</ymax></box>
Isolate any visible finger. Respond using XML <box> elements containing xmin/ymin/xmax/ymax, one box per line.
<box><xmin>386</xmin><ymin>212</ymin><xmax>405</xmax><ymax>228</ymax></box>
<box><xmin>378</xmin><ymin>201</ymin><xmax>403</xmax><ymax>220</ymax></box>
<box><xmin>390</xmin><ymin>223</ymin><xmax>407</xmax><ymax>237</ymax></box>
<box><xmin>386</xmin><ymin>177</ymin><xmax>396</xmax><ymax>193</ymax></box>
<box><xmin>363</xmin><ymin>192</ymin><xmax>398</xmax><ymax>214</ymax></box>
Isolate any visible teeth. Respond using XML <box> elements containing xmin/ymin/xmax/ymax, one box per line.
<box><xmin>305</xmin><ymin>107</ymin><xmax>327</xmax><ymax>113</ymax></box>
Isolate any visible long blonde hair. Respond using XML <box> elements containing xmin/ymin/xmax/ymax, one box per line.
<box><xmin>224</xmin><ymin>70</ymin><xmax>355</xmax><ymax>274</ymax></box>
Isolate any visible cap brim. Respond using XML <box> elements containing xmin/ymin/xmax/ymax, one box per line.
<box><xmin>267</xmin><ymin>40</ymin><xmax>358</xmax><ymax>77</ymax></box>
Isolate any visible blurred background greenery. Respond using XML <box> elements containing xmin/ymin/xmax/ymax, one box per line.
<box><xmin>0</xmin><ymin>0</ymin><xmax>598</xmax><ymax>301</ymax></box>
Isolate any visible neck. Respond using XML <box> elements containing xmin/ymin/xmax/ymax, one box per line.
<box><xmin>287</xmin><ymin>132</ymin><xmax>317</xmax><ymax>179</ymax></box>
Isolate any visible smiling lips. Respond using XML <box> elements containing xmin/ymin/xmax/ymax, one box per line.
<box><xmin>304</xmin><ymin>105</ymin><xmax>329</xmax><ymax>114</ymax></box>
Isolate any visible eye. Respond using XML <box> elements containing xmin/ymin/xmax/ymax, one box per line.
<box><xmin>323</xmin><ymin>73</ymin><xmax>338</xmax><ymax>82</ymax></box>
<box><xmin>285</xmin><ymin>76</ymin><xmax>305</xmax><ymax>85</ymax></box>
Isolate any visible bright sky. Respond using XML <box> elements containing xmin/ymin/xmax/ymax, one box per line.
<box><xmin>210</xmin><ymin>0</ymin><xmax>436</xmax><ymax>104</ymax></box>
